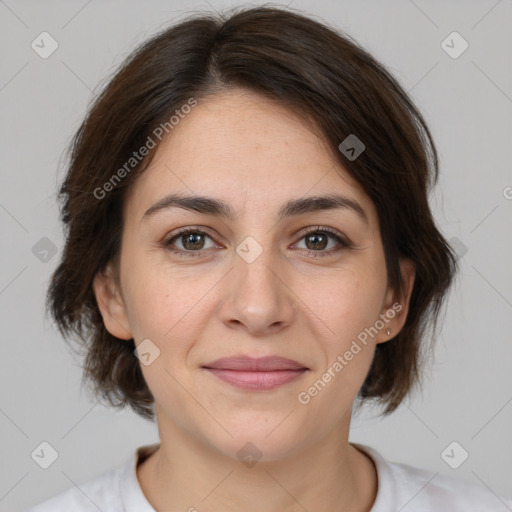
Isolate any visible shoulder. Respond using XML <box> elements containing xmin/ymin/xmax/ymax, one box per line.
<box><xmin>353</xmin><ymin>443</ymin><xmax>512</xmax><ymax>512</ymax></box>
<box><xmin>23</xmin><ymin>463</ymin><xmax>124</xmax><ymax>512</ymax></box>
<box><xmin>389</xmin><ymin>459</ymin><xmax>512</xmax><ymax>511</ymax></box>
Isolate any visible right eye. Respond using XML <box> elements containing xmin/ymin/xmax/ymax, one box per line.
<box><xmin>164</xmin><ymin>228</ymin><xmax>219</xmax><ymax>257</ymax></box>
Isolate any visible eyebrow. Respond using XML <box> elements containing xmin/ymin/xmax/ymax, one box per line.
<box><xmin>142</xmin><ymin>193</ymin><xmax>368</xmax><ymax>224</ymax></box>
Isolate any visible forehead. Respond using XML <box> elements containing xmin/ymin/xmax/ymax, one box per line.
<box><xmin>125</xmin><ymin>89</ymin><xmax>375</xmax><ymax>223</ymax></box>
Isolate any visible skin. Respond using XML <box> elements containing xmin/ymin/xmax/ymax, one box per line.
<box><xmin>94</xmin><ymin>88</ymin><xmax>415</xmax><ymax>511</ymax></box>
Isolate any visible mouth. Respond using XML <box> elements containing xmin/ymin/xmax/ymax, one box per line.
<box><xmin>201</xmin><ymin>356</ymin><xmax>309</xmax><ymax>391</ymax></box>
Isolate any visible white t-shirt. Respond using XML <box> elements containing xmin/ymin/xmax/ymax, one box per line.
<box><xmin>24</xmin><ymin>442</ymin><xmax>512</xmax><ymax>511</ymax></box>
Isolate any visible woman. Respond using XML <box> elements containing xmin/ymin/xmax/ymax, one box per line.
<box><xmin>26</xmin><ymin>5</ymin><xmax>512</xmax><ymax>511</ymax></box>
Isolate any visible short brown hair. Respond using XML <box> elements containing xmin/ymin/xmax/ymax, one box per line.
<box><xmin>48</xmin><ymin>5</ymin><xmax>457</xmax><ymax>420</ymax></box>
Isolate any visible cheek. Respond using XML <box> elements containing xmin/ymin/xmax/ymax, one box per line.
<box><xmin>120</xmin><ymin>242</ymin><xmax>213</xmax><ymax>338</ymax></box>
<box><xmin>120</xmin><ymin>258</ymin><xmax>224</xmax><ymax>407</ymax></box>
<box><xmin>122</xmin><ymin>267</ymin><xmax>214</xmax><ymax>411</ymax></box>
<box><xmin>294</xmin><ymin>273</ymin><xmax>385</xmax><ymax>427</ymax></box>
<box><xmin>305</xmin><ymin>263</ymin><xmax>387</xmax><ymax>346</ymax></box>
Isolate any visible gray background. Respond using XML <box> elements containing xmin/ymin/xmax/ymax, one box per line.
<box><xmin>1</xmin><ymin>0</ymin><xmax>511</xmax><ymax>510</ymax></box>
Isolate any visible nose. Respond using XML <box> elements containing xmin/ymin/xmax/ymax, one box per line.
<box><xmin>218</xmin><ymin>242</ymin><xmax>295</xmax><ymax>337</ymax></box>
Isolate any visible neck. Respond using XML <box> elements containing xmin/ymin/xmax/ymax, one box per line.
<box><xmin>137</xmin><ymin>419</ymin><xmax>378</xmax><ymax>511</ymax></box>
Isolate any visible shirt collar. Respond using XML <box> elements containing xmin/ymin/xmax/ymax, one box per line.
<box><xmin>350</xmin><ymin>442</ymin><xmax>396</xmax><ymax>511</ymax></box>
<box><xmin>120</xmin><ymin>443</ymin><xmax>160</xmax><ymax>511</ymax></box>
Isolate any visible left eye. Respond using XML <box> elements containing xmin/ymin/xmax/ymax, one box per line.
<box><xmin>295</xmin><ymin>230</ymin><xmax>346</xmax><ymax>252</ymax></box>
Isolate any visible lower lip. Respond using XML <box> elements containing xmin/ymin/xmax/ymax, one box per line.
<box><xmin>204</xmin><ymin>368</ymin><xmax>307</xmax><ymax>391</ymax></box>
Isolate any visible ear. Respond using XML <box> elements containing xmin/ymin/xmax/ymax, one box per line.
<box><xmin>92</xmin><ymin>264</ymin><xmax>133</xmax><ymax>340</ymax></box>
<box><xmin>376</xmin><ymin>258</ymin><xmax>415</xmax><ymax>344</ymax></box>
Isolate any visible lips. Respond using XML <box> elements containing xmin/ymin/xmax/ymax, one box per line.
<box><xmin>202</xmin><ymin>356</ymin><xmax>309</xmax><ymax>391</ymax></box>
<box><xmin>202</xmin><ymin>355</ymin><xmax>308</xmax><ymax>372</ymax></box>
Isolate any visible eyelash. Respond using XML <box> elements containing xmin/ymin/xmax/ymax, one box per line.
<box><xmin>163</xmin><ymin>226</ymin><xmax>352</xmax><ymax>259</ymax></box>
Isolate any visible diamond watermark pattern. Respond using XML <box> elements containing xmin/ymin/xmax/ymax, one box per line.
<box><xmin>441</xmin><ymin>31</ymin><xmax>469</xmax><ymax>59</ymax></box>
<box><xmin>31</xmin><ymin>32</ymin><xmax>59</xmax><ymax>59</ymax></box>
<box><xmin>237</xmin><ymin>442</ymin><xmax>263</xmax><ymax>468</ymax></box>
<box><xmin>32</xmin><ymin>237</ymin><xmax>58</xmax><ymax>263</ymax></box>
<box><xmin>236</xmin><ymin>236</ymin><xmax>263</xmax><ymax>264</ymax></box>
<box><xmin>134</xmin><ymin>338</ymin><xmax>161</xmax><ymax>366</ymax></box>
<box><xmin>338</xmin><ymin>134</ymin><xmax>365</xmax><ymax>161</ymax></box>
<box><xmin>31</xmin><ymin>441</ymin><xmax>59</xmax><ymax>469</ymax></box>
<box><xmin>441</xmin><ymin>441</ymin><xmax>469</xmax><ymax>469</ymax></box>
<box><xmin>449</xmin><ymin>236</ymin><xmax>468</xmax><ymax>261</ymax></box>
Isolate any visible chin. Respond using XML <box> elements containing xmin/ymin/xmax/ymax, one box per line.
<box><xmin>203</xmin><ymin>417</ymin><xmax>311</xmax><ymax>464</ymax></box>
<box><xmin>222</xmin><ymin>436</ymin><xmax>301</xmax><ymax>464</ymax></box>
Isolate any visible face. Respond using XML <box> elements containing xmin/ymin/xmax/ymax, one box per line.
<box><xmin>94</xmin><ymin>88</ymin><xmax>414</xmax><ymax>462</ymax></box>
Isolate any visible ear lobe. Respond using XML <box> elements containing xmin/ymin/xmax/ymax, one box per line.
<box><xmin>92</xmin><ymin>265</ymin><xmax>132</xmax><ymax>340</ymax></box>
<box><xmin>376</xmin><ymin>259</ymin><xmax>416</xmax><ymax>344</ymax></box>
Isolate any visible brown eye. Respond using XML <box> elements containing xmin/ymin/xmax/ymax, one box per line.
<box><xmin>304</xmin><ymin>232</ymin><xmax>329</xmax><ymax>251</ymax></box>
<box><xmin>165</xmin><ymin>229</ymin><xmax>216</xmax><ymax>254</ymax></box>
<box><xmin>295</xmin><ymin>227</ymin><xmax>350</xmax><ymax>257</ymax></box>
<box><xmin>180</xmin><ymin>232</ymin><xmax>206</xmax><ymax>250</ymax></box>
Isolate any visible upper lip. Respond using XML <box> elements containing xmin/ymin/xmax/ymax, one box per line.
<box><xmin>202</xmin><ymin>356</ymin><xmax>308</xmax><ymax>371</ymax></box>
